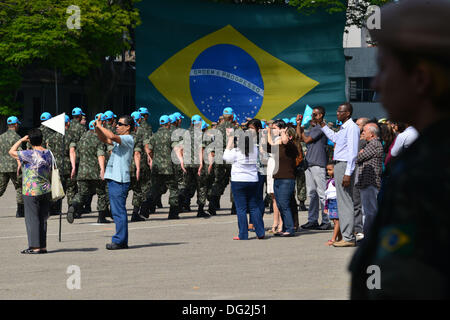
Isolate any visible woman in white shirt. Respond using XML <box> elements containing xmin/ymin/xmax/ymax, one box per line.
<box><xmin>223</xmin><ymin>128</ymin><xmax>265</xmax><ymax>240</ymax></box>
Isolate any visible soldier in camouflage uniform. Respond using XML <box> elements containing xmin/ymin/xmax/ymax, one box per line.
<box><xmin>141</xmin><ymin>115</ymin><xmax>180</xmax><ymax>219</ymax></box>
<box><xmin>207</xmin><ymin>108</ymin><xmax>235</xmax><ymax>216</ymax></box>
<box><xmin>66</xmin><ymin>120</ymin><xmax>110</xmax><ymax>224</ymax></box>
<box><xmin>66</xmin><ymin>107</ymin><xmax>87</xmax><ymax>209</ymax></box>
<box><xmin>45</xmin><ymin>115</ymin><xmax>74</xmax><ymax>215</ymax></box>
<box><xmin>178</xmin><ymin>116</ymin><xmax>210</xmax><ymax>218</ymax></box>
<box><xmin>349</xmin><ymin>0</ymin><xmax>450</xmax><ymax>299</ymax></box>
<box><xmin>0</xmin><ymin>116</ymin><xmax>24</xmax><ymax>217</ymax></box>
<box><xmin>128</xmin><ymin>111</ymin><xmax>151</xmax><ymax>222</ymax></box>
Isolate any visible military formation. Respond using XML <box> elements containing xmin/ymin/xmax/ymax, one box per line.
<box><xmin>0</xmin><ymin>106</ymin><xmax>309</xmax><ymax>223</ymax></box>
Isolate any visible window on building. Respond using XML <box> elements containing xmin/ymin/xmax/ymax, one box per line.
<box><xmin>349</xmin><ymin>77</ymin><xmax>378</xmax><ymax>102</ymax></box>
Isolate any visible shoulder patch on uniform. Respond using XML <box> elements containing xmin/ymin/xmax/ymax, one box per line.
<box><xmin>376</xmin><ymin>224</ymin><xmax>415</xmax><ymax>259</ymax></box>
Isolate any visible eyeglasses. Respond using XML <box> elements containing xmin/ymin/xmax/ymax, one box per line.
<box><xmin>117</xmin><ymin>121</ymin><xmax>129</xmax><ymax>126</ymax></box>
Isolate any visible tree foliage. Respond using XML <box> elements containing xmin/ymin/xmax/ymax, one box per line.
<box><xmin>0</xmin><ymin>0</ymin><xmax>141</xmax><ymax>115</ymax></box>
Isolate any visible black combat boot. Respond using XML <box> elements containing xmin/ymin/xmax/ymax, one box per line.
<box><xmin>156</xmin><ymin>196</ymin><xmax>163</xmax><ymax>208</ymax></box>
<box><xmin>16</xmin><ymin>203</ymin><xmax>24</xmax><ymax>218</ymax></box>
<box><xmin>168</xmin><ymin>206</ymin><xmax>180</xmax><ymax>219</ymax></box>
<box><xmin>97</xmin><ymin>210</ymin><xmax>112</xmax><ymax>224</ymax></box>
<box><xmin>67</xmin><ymin>202</ymin><xmax>82</xmax><ymax>224</ymax></box>
<box><xmin>197</xmin><ymin>204</ymin><xmax>210</xmax><ymax>218</ymax></box>
<box><xmin>299</xmin><ymin>200</ymin><xmax>307</xmax><ymax>212</ymax></box>
<box><xmin>130</xmin><ymin>206</ymin><xmax>146</xmax><ymax>222</ymax></box>
<box><xmin>208</xmin><ymin>196</ymin><xmax>218</xmax><ymax>216</ymax></box>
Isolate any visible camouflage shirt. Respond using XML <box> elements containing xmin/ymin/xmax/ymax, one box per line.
<box><xmin>140</xmin><ymin>120</ymin><xmax>153</xmax><ymax>141</ymax></box>
<box><xmin>183</xmin><ymin>126</ymin><xmax>205</xmax><ymax>168</ymax></box>
<box><xmin>76</xmin><ymin>131</ymin><xmax>106</xmax><ymax>180</ymax></box>
<box><xmin>45</xmin><ymin>127</ymin><xmax>76</xmax><ymax>176</ymax></box>
<box><xmin>349</xmin><ymin>117</ymin><xmax>450</xmax><ymax>299</ymax></box>
<box><xmin>130</xmin><ymin>127</ymin><xmax>149</xmax><ymax>174</ymax></box>
<box><xmin>0</xmin><ymin>129</ymin><xmax>21</xmax><ymax>173</ymax></box>
<box><xmin>148</xmin><ymin>126</ymin><xmax>174</xmax><ymax>175</ymax></box>
<box><xmin>68</xmin><ymin>119</ymin><xmax>87</xmax><ymax>150</ymax></box>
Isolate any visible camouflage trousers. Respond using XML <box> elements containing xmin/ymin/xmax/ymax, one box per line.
<box><xmin>0</xmin><ymin>172</ymin><xmax>23</xmax><ymax>204</ymax></box>
<box><xmin>296</xmin><ymin>168</ymin><xmax>307</xmax><ymax>202</ymax></box>
<box><xmin>66</xmin><ymin>176</ymin><xmax>78</xmax><ymax>207</ymax></box>
<box><xmin>72</xmin><ymin>179</ymin><xmax>108</xmax><ymax>211</ymax></box>
<box><xmin>148</xmin><ymin>174</ymin><xmax>179</xmax><ymax>208</ymax></box>
<box><xmin>208</xmin><ymin>164</ymin><xmax>231</xmax><ymax>200</ymax></box>
<box><xmin>129</xmin><ymin>169</ymin><xmax>151</xmax><ymax>208</ymax></box>
<box><xmin>180</xmin><ymin>166</ymin><xmax>209</xmax><ymax>206</ymax></box>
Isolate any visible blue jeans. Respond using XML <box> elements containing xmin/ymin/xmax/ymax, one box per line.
<box><xmin>274</xmin><ymin>179</ymin><xmax>296</xmax><ymax>234</ymax></box>
<box><xmin>107</xmin><ymin>180</ymin><xmax>130</xmax><ymax>245</ymax></box>
<box><xmin>231</xmin><ymin>181</ymin><xmax>265</xmax><ymax>240</ymax></box>
<box><xmin>250</xmin><ymin>173</ymin><xmax>266</xmax><ymax>225</ymax></box>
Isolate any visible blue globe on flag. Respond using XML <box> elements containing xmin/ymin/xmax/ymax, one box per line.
<box><xmin>189</xmin><ymin>44</ymin><xmax>264</xmax><ymax>121</ymax></box>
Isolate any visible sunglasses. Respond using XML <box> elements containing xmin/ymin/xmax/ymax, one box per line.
<box><xmin>117</xmin><ymin>121</ymin><xmax>129</xmax><ymax>127</ymax></box>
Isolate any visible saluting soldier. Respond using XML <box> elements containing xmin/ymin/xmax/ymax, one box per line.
<box><xmin>142</xmin><ymin>115</ymin><xmax>180</xmax><ymax>219</ymax></box>
<box><xmin>66</xmin><ymin>120</ymin><xmax>110</xmax><ymax>224</ymax></box>
<box><xmin>0</xmin><ymin>116</ymin><xmax>24</xmax><ymax>217</ymax></box>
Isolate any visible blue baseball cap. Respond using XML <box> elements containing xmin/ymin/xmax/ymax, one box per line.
<box><xmin>103</xmin><ymin>110</ymin><xmax>116</xmax><ymax>120</ymax></box>
<box><xmin>100</xmin><ymin>113</ymin><xmax>109</xmax><ymax>121</ymax></box>
<box><xmin>169</xmin><ymin>114</ymin><xmax>177</xmax><ymax>123</ymax></box>
<box><xmin>191</xmin><ymin>114</ymin><xmax>202</xmax><ymax>124</ymax></box>
<box><xmin>65</xmin><ymin>115</ymin><xmax>70</xmax><ymax>123</ymax></box>
<box><xmin>138</xmin><ymin>107</ymin><xmax>150</xmax><ymax>115</ymax></box>
<box><xmin>72</xmin><ymin>107</ymin><xmax>85</xmax><ymax>116</ymax></box>
<box><xmin>95</xmin><ymin>113</ymin><xmax>103</xmax><ymax>120</ymax></box>
<box><xmin>282</xmin><ymin>118</ymin><xmax>290</xmax><ymax>124</ymax></box>
<box><xmin>223</xmin><ymin>107</ymin><xmax>234</xmax><ymax>115</ymax></box>
<box><xmin>159</xmin><ymin>115</ymin><xmax>170</xmax><ymax>125</ymax></box>
<box><xmin>89</xmin><ymin>120</ymin><xmax>96</xmax><ymax>130</ymax></box>
<box><xmin>40</xmin><ymin>112</ymin><xmax>52</xmax><ymax>121</ymax></box>
<box><xmin>131</xmin><ymin>111</ymin><xmax>142</xmax><ymax>121</ymax></box>
<box><xmin>7</xmin><ymin>116</ymin><xmax>20</xmax><ymax>125</ymax></box>
<box><xmin>173</xmin><ymin>112</ymin><xmax>184</xmax><ymax>120</ymax></box>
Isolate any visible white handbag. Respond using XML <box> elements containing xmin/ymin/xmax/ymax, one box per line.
<box><xmin>49</xmin><ymin>151</ymin><xmax>65</xmax><ymax>201</ymax></box>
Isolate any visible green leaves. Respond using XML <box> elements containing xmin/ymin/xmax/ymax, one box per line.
<box><xmin>0</xmin><ymin>0</ymin><xmax>141</xmax><ymax>114</ymax></box>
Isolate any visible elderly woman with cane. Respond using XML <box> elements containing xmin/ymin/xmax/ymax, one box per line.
<box><xmin>9</xmin><ymin>129</ymin><xmax>53</xmax><ymax>254</ymax></box>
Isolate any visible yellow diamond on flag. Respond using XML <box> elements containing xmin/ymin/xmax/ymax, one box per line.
<box><xmin>149</xmin><ymin>25</ymin><xmax>319</xmax><ymax>122</ymax></box>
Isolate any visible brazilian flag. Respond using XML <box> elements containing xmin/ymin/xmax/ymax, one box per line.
<box><xmin>136</xmin><ymin>0</ymin><xmax>346</xmax><ymax>128</ymax></box>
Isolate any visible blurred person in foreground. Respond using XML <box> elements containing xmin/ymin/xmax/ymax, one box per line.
<box><xmin>349</xmin><ymin>0</ymin><xmax>450</xmax><ymax>299</ymax></box>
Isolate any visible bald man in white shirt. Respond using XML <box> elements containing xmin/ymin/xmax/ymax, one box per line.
<box><xmin>319</xmin><ymin>103</ymin><xmax>360</xmax><ymax>247</ymax></box>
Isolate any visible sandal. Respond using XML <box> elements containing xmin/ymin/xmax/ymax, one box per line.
<box><xmin>21</xmin><ymin>248</ymin><xmax>44</xmax><ymax>254</ymax></box>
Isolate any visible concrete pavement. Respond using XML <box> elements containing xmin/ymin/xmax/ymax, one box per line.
<box><xmin>0</xmin><ymin>183</ymin><xmax>356</xmax><ymax>300</ymax></box>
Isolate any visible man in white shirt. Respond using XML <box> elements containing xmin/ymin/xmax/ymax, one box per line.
<box><xmin>319</xmin><ymin>103</ymin><xmax>360</xmax><ymax>247</ymax></box>
<box><xmin>390</xmin><ymin>125</ymin><xmax>419</xmax><ymax>157</ymax></box>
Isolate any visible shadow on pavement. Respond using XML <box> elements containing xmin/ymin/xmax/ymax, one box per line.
<box><xmin>48</xmin><ymin>247</ymin><xmax>99</xmax><ymax>253</ymax></box>
<box><xmin>128</xmin><ymin>242</ymin><xmax>186</xmax><ymax>250</ymax></box>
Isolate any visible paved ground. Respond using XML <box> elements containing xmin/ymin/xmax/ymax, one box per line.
<box><xmin>0</xmin><ymin>183</ymin><xmax>357</xmax><ymax>300</ymax></box>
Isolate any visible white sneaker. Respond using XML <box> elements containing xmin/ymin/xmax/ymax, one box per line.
<box><xmin>356</xmin><ymin>233</ymin><xmax>364</xmax><ymax>241</ymax></box>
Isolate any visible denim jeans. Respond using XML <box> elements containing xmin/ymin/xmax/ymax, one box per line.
<box><xmin>107</xmin><ymin>180</ymin><xmax>130</xmax><ymax>245</ymax></box>
<box><xmin>274</xmin><ymin>179</ymin><xmax>296</xmax><ymax>234</ymax></box>
<box><xmin>250</xmin><ymin>173</ymin><xmax>266</xmax><ymax>225</ymax></box>
<box><xmin>231</xmin><ymin>181</ymin><xmax>265</xmax><ymax>240</ymax></box>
